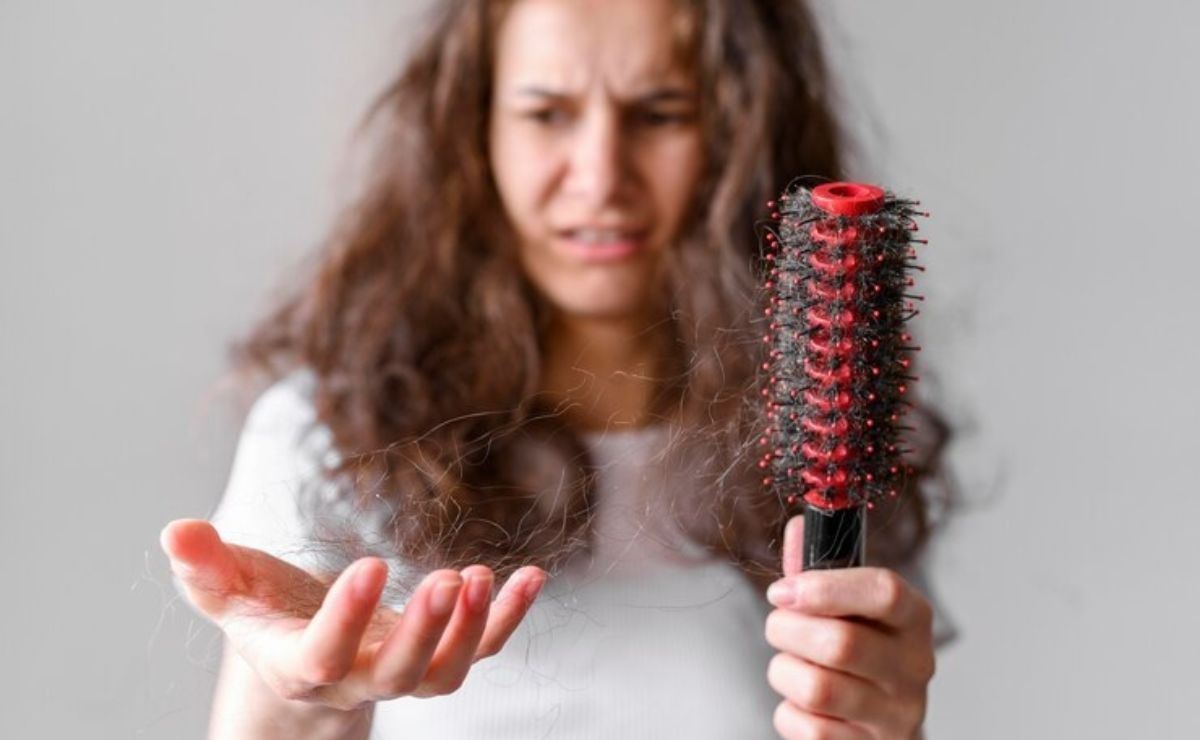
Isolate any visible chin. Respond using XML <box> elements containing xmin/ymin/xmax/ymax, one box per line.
<box><xmin>544</xmin><ymin>288</ymin><xmax>649</xmax><ymax>322</ymax></box>
<box><xmin>554</xmin><ymin>300</ymin><xmax>644</xmax><ymax>322</ymax></box>
<box><xmin>527</xmin><ymin>260</ymin><xmax>668</xmax><ymax>323</ymax></box>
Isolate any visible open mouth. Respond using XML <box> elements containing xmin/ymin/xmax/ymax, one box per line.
<box><xmin>556</xmin><ymin>228</ymin><xmax>648</xmax><ymax>262</ymax></box>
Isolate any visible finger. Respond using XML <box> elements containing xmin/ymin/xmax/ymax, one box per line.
<box><xmin>474</xmin><ymin>567</ymin><xmax>546</xmax><ymax>660</ymax></box>
<box><xmin>294</xmin><ymin>558</ymin><xmax>388</xmax><ymax>686</ymax></box>
<box><xmin>768</xmin><ymin>653</ymin><xmax>893</xmax><ymax>728</ymax></box>
<box><xmin>417</xmin><ymin>565</ymin><xmax>494</xmax><ymax>694</ymax></box>
<box><xmin>782</xmin><ymin>515</ymin><xmax>805</xmax><ymax>578</ymax></box>
<box><xmin>160</xmin><ymin>519</ymin><xmax>247</xmax><ymax>617</ymax></box>
<box><xmin>765</xmin><ymin>608</ymin><xmax>912</xmax><ymax>687</ymax></box>
<box><xmin>773</xmin><ymin>699</ymin><xmax>869</xmax><ymax>740</ymax></box>
<box><xmin>369</xmin><ymin>570</ymin><xmax>463</xmax><ymax>698</ymax></box>
<box><xmin>769</xmin><ymin>567</ymin><xmax>928</xmax><ymax>630</ymax></box>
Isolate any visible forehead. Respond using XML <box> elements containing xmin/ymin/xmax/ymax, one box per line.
<box><xmin>493</xmin><ymin>0</ymin><xmax>694</xmax><ymax>93</ymax></box>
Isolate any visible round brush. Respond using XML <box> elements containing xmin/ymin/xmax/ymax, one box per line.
<box><xmin>758</xmin><ymin>181</ymin><xmax>927</xmax><ymax>569</ymax></box>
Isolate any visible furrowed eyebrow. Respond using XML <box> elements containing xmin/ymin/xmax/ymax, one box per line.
<box><xmin>512</xmin><ymin>86</ymin><xmax>695</xmax><ymax>104</ymax></box>
<box><xmin>633</xmin><ymin>88</ymin><xmax>695</xmax><ymax>105</ymax></box>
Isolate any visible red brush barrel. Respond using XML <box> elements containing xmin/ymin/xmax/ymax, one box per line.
<box><xmin>800</xmin><ymin>183</ymin><xmax>884</xmax><ymax>511</ymax></box>
<box><xmin>759</xmin><ymin>180</ymin><xmax>925</xmax><ymax>568</ymax></box>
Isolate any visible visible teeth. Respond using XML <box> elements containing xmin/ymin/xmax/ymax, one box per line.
<box><xmin>571</xmin><ymin>229</ymin><xmax>629</xmax><ymax>243</ymax></box>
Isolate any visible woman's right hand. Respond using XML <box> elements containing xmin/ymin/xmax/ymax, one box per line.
<box><xmin>160</xmin><ymin>519</ymin><xmax>545</xmax><ymax>711</ymax></box>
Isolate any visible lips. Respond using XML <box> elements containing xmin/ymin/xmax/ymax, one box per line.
<box><xmin>562</xmin><ymin>227</ymin><xmax>639</xmax><ymax>243</ymax></box>
<box><xmin>555</xmin><ymin>226</ymin><xmax>648</xmax><ymax>263</ymax></box>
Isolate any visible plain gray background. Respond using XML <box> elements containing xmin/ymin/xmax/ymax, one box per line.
<box><xmin>2</xmin><ymin>1</ymin><xmax>1196</xmax><ymax>738</ymax></box>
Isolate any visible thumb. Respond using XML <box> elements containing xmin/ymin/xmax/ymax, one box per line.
<box><xmin>160</xmin><ymin>519</ymin><xmax>247</xmax><ymax>618</ymax></box>
<box><xmin>782</xmin><ymin>514</ymin><xmax>805</xmax><ymax>578</ymax></box>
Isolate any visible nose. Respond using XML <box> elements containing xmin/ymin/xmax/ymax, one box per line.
<box><xmin>564</xmin><ymin>108</ymin><xmax>626</xmax><ymax>206</ymax></box>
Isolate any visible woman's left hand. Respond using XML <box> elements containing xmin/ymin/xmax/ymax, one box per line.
<box><xmin>764</xmin><ymin>515</ymin><xmax>935</xmax><ymax>739</ymax></box>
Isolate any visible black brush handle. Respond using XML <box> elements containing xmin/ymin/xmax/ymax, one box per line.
<box><xmin>802</xmin><ymin>506</ymin><xmax>865</xmax><ymax>570</ymax></box>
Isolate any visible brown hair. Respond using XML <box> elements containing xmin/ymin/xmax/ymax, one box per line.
<box><xmin>236</xmin><ymin>0</ymin><xmax>956</xmax><ymax>592</ymax></box>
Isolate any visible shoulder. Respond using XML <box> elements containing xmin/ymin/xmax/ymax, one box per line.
<box><xmin>209</xmin><ymin>370</ymin><xmax>339</xmax><ymax>565</ymax></box>
<box><xmin>235</xmin><ymin>369</ymin><xmax>339</xmax><ymax>470</ymax></box>
<box><xmin>215</xmin><ymin>370</ymin><xmax>424</xmax><ymax>587</ymax></box>
<box><xmin>243</xmin><ymin>369</ymin><xmax>319</xmax><ymax>438</ymax></box>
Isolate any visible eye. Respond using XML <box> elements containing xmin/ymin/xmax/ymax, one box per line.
<box><xmin>522</xmin><ymin>108</ymin><xmax>571</xmax><ymax>126</ymax></box>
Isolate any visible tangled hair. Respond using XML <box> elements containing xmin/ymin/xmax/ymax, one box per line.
<box><xmin>236</xmin><ymin>0</ymin><xmax>956</xmax><ymax>592</ymax></box>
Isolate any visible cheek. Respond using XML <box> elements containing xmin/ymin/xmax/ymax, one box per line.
<box><xmin>491</xmin><ymin>128</ymin><xmax>558</xmax><ymax>225</ymax></box>
<box><xmin>646</xmin><ymin>136</ymin><xmax>705</xmax><ymax>228</ymax></box>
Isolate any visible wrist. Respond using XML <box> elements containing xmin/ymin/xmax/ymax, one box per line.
<box><xmin>307</xmin><ymin>701</ymin><xmax>374</xmax><ymax>739</ymax></box>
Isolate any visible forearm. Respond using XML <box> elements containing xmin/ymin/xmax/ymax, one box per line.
<box><xmin>208</xmin><ymin>641</ymin><xmax>375</xmax><ymax>740</ymax></box>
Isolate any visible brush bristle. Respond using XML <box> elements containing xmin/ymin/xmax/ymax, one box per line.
<box><xmin>758</xmin><ymin>181</ymin><xmax>926</xmax><ymax>513</ymax></box>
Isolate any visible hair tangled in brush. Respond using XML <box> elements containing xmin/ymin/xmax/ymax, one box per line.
<box><xmin>760</xmin><ymin>182</ymin><xmax>928</xmax><ymax>513</ymax></box>
<box><xmin>232</xmin><ymin>0</ymin><xmax>957</xmax><ymax>592</ymax></box>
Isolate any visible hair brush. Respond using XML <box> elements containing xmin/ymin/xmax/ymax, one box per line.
<box><xmin>759</xmin><ymin>181</ymin><xmax>927</xmax><ymax>569</ymax></box>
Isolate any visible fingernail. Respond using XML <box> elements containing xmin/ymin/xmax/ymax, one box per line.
<box><xmin>521</xmin><ymin>573</ymin><xmax>545</xmax><ymax>602</ymax></box>
<box><xmin>429</xmin><ymin>578</ymin><xmax>460</xmax><ymax>617</ymax></box>
<box><xmin>167</xmin><ymin>557</ymin><xmax>196</xmax><ymax>576</ymax></box>
<box><xmin>352</xmin><ymin>561</ymin><xmax>382</xmax><ymax>601</ymax></box>
<box><xmin>767</xmin><ymin>580</ymin><xmax>796</xmax><ymax>607</ymax></box>
<box><xmin>465</xmin><ymin>574</ymin><xmax>493</xmax><ymax>613</ymax></box>
<box><xmin>497</xmin><ymin>569</ymin><xmax>530</xmax><ymax>602</ymax></box>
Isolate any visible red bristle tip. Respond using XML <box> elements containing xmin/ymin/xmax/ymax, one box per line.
<box><xmin>759</xmin><ymin>180</ymin><xmax>925</xmax><ymax>517</ymax></box>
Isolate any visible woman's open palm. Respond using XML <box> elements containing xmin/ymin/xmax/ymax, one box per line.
<box><xmin>160</xmin><ymin>519</ymin><xmax>545</xmax><ymax>711</ymax></box>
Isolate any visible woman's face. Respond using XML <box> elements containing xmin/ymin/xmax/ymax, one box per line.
<box><xmin>488</xmin><ymin>0</ymin><xmax>704</xmax><ymax>323</ymax></box>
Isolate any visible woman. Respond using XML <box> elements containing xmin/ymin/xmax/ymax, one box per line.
<box><xmin>161</xmin><ymin>0</ymin><xmax>950</xmax><ymax>737</ymax></box>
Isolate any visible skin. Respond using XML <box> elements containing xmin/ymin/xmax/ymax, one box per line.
<box><xmin>766</xmin><ymin>516</ymin><xmax>936</xmax><ymax>739</ymax></box>
<box><xmin>161</xmin><ymin>0</ymin><xmax>935</xmax><ymax>733</ymax></box>
<box><xmin>160</xmin><ymin>519</ymin><xmax>545</xmax><ymax>711</ymax></box>
<box><xmin>488</xmin><ymin>0</ymin><xmax>703</xmax><ymax>429</ymax></box>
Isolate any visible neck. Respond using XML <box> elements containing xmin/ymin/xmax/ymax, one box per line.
<box><xmin>541</xmin><ymin>313</ymin><xmax>673</xmax><ymax>432</ymax></box>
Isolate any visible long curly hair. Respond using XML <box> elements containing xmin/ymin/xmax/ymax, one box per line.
<box><xmin>235</xmin><ymin>0</ymin><xmax>956</xmax><ymax>592</ymax></box>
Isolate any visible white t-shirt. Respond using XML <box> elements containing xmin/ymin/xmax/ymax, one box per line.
<box><xmin>209</xmin><ymin>373</ymin><xmax>952</xmax><ymax>739</ymax></box>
